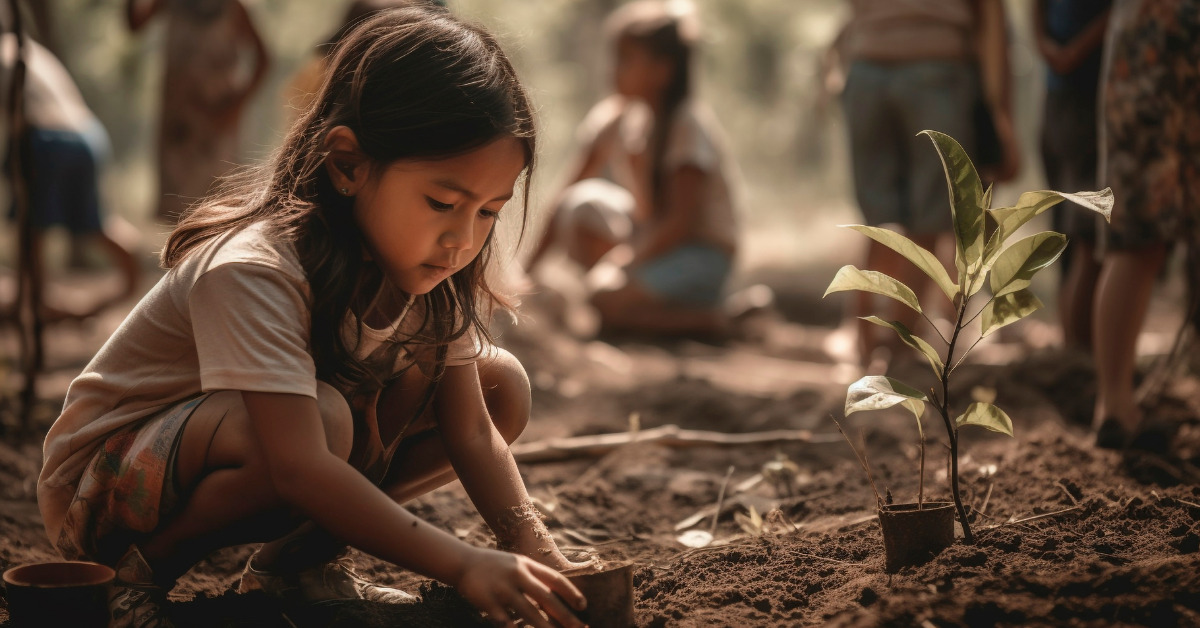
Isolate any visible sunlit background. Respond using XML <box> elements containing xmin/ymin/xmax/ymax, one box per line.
<box><xmin>14</xmin><ymin>0</ymin><xmax>1054</xmax><ymax>322</ymax></box>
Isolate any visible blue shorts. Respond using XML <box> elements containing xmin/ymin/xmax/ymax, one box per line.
<box><xmin>10</xmin><ymin>121</ymin><xmax>110</xmax><ymax>234</ymax></box>
<box><xmin>632</xmin><ymin>243</ymin><xmax>731</xmax><ymax>306</ymax></box>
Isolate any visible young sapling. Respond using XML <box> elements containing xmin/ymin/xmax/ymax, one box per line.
<box><xmin>824</xmin><ymin>130</ymin><xmax>1113</xmax><ymax>543</ymax></box>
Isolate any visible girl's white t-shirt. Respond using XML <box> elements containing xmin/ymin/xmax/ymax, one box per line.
<box><xmin>37</xmin><ymin>221</ymin><xmax>480</xmax><ymax>542</ymax></box>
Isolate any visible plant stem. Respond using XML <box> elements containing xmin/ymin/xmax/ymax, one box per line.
<box><xmin>940</xmin><ymin>294</ymin><xmax>975</xmax><ymax>543</ymax></box>
<box><xmin>918</xmin><ymin>434</ymin><xmax>925</xmax><ymax>509</ymax></box>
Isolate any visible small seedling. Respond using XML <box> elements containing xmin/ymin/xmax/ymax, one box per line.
<box><xmin>824</xmin><ymin>130</ymin><xmax>1113</xmax><ymax>543</ymax></box>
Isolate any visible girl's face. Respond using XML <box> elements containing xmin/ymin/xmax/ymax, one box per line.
<box><xmin>352</xmin><ymin>137</ymin><xmax>526</xmax><ymax>296</ymax></box>
<box><xmin>614</xmin><ymin>36</ymin><xmax>671</xmax><ymax>102</ymax></box>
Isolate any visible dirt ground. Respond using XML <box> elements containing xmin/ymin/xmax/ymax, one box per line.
<box><xmin>2</xmin><ymin>266</ymin><xmax>1200</xmax><ymax>627</ymax></box>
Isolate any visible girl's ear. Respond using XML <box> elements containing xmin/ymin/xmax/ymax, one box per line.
<box><xmin>323</xmin><ymin>126</ymin><xmax>371</xmax><ymax>195</ymax></box>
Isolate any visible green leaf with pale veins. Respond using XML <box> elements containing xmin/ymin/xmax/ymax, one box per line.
<box><xmin>845</xmin><ymin>375</ymin><xmax>928</xmax><ymax>436</ymax></box>
<box><xmin>955</xmin><ymin>402</ymin><xmax>1014</xmax><ymax>437</ymax></box>
<box><xmin>980</xmin><ymin>289</ymin><xmax>1043</xmax><ymax>337</ymax></box>
<box><xmin>920</xmin><ymin>130</ymin><xmax>986</xmax><ymax>290</ymax></box>
<box><xmin>824</xmin><ymin>265</ymin><xmax>922</xmax><ymax>314</ymax></box>
<box><xmin>861</xmin><ymin>316</ymin><xmax>944</xmax><ymax>377</ymax></box>
<box><xmin>989</xmin><ymin>232</ymin><xmax>1067</xmax><ymax>298</ymax></box>
<box><xmin>843</xmin><ymin>225</ymin><xmax>958</xmax><ymax>302</ymax></box>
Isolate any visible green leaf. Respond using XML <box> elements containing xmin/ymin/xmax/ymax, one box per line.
<box><xmin>824</xmin><ymin>265</ymin><xmax>922</xmax><ymax>314</ymax></box>
<box><xmin>861</xmin><ymin>316</ymin><xmax>945</xmax><ymax>376</ymax></box>
<box><xmin>989</xmin><ymin>232</ymin><xmax>1067</xmax><ymax>298</ymax></box>
<box><xmin>980</xmin><ymin>289</ymin><xmax>1043</xmax><ymax>337</ymax></box>
<box><xmin>843</xmin><ymin>225</ymin><xmax>958</xmax><ymax>302</ymax></box>
<box><xmin>845</xmin><ymin>375</ymin><xmax>928</xmax><ymax>436</ymax></box>
<box><xmin>920</xmin><ymin>130</ymin><xmax>986</xmax><ymax>291</ymax></box>
<box><xmin>988</xmin><ymin>189</ymin><xmax>1115</xmax><ymax>252</ymax></box>
<box><xmin>955</xmin><ymin>402</ymin><xmax>1014</xmax><ymax>437</ymax></box>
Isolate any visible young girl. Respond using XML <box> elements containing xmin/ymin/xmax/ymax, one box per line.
<box><xmin>524</xmin><ymin>0</ymin><xmax>742</xmax><ymax>337</ymax></box>
<box><xmin>38</xmin><ymin>6</ymin><xmax>588</xmax><ymax>627</ymax></box>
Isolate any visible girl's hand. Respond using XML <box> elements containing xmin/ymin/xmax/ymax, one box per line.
<box><xmin>454</xmin><ymin>548</ymin><xmax>587</xmax><ymax>628</ymax></box>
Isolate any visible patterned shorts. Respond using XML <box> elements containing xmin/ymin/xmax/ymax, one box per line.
<box><xmin>55</xmin><ymin>396</ymin><xmax>206</xmax><ymax>564</ymax></box>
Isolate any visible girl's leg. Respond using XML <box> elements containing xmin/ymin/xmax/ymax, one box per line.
<box><xmin>1092</xmin><ymin>242</ymin><xmax>1168</xmax><ymax>435</ymax></box>
<box><xmin>138</xmin><ymin>382</ymin><xmax>353</xmax><ymax>580</ymax></box>
<box><xmin>381</xmin><ymin>348</ymin><xmax>531</xmax><ymax>504</ymax></box>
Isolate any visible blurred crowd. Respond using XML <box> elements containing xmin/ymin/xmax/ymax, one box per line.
<box><xmin>3</xmin><ymin>0</ymin><xmax>1198</xmax><ymax>455</ymax></box>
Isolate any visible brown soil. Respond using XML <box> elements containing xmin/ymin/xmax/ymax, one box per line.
<box><xmin>2</xmin><ymin>286</ymin><xmax>1200</xmax><ymax>627</ymax></box>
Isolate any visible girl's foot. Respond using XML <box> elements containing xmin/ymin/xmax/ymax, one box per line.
<box><xmin>237</xmin><ymin>549</ymin><xmax>415</xmax><ymax>604</ymax></box>
<box><xmin>1094</xmin><ymin>416</ymin><xmax>1130</xmax><ymax>450</ymax></box>
<box><xmin>1127</xmin><ymin>417</ymin><xmax>1176</xmax><ymax>456</ymax></box>
<box><xmin>109</xmin><ymin>545</ymin><xmax>176</xmax><ymax>628</ymax></box>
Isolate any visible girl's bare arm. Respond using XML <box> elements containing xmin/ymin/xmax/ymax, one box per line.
<box><xmin>241</xmin><ymin>390</ymin><xmax>585</xmax><ymax>627</ymax></box>
<box><xmin>433</xmin><ymin>363</ymin><xmax>583</xmax><ymax>571</ymax></box>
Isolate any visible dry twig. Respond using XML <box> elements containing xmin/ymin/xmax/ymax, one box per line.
<box><xmin>997</xmin><ymin>505</ymin><xmax>1081</xmax><ymax>527</ymax></box>
<box><xmin>830</xmin><ymin>415</ymin><xmax>882</xmax><ymax>506</ymax></box>
<box><xmin>710</xmin><ymin>465</ymin><xmax>736</xmax><ymax>538</ymax></box>
<box><xmin>511</xmin><ymin>424</ymin><xmax>836</xmax><ymax>463</ymax></box>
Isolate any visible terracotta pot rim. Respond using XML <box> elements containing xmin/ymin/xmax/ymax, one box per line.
<box><xmin>3</xmin><ymin>561</ymin><xmax>116</xmax><ymax>588</ymax></box>
<box><xmin>878</xmin><ymin>501</ymin><xmax>955</xmax><ymax>514</ymax></box>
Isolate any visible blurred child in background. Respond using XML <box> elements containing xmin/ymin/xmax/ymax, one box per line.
<box><xmin>3</xmin><ymin>34</ymin><xmax>140</xmax><ymax>322</ymax></box>
<box><xmin>126</xmin><ymin>0</ymin><xmax>268</xmax><ymax>223</ymax></box>
<box><xmin>525</xmin><ymin>0</ymin><xmax>744</xmax><ymax>339</ymax></box>
<box><xmin>1034</xmin><ymin>0</ymin><xmax>1111</xmax><ymax>352</ymax></box>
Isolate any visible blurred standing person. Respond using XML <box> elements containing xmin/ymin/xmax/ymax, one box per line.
<box><xmin>838</xmin><ymin>0</ymin><xmax>1018</xmax><ymax>371</ymax></box>
<box><xmin>1091</xmin><ymin>0</ymin><xmax>1200</xmax><ymax>452</ymax></box>
<box><xmin>1034</xmin><ymin>0</ymin><xmax>1111</xmax><ymax>352</ymax></box>
<box><xmin>525</xmin><ymin>0</ymin><xmax>743</xmax><ymax>338</ymax></box>
<box><xmin>2</xmin><ymin>34</ymin><xmax>141</xmax><ymax>321</ymax></box>
<box><xmin>127</xmin><ymin>0</ymin><xmax>268</xmax><ymax>223</ymax></box>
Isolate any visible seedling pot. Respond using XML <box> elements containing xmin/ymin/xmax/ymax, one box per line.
<box><xmin>562</xmin><ymin>562</ymin><xmax>634</xmax><ymax>628</ymax></box>
<box><xmin>3</xmin><ymin>561</ymin><xmax>115</xmax><ymax>627</ymax></box>
<box><xmin>878</xmin><ymin>502</ymin><xmax>955</xmax><ymax>572</ymax></box>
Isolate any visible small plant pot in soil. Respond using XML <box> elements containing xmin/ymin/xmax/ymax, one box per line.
<box><xmin>878</xmin><ymin>502</ymin><xmax>955</xmax><ymax>572</ymax></box>
<box><xmin>3</xmin><ymin>561</ymin><xmax>115</xmax><ymax>627</ymax></box>
<box><xmin>561</xmin><ymin>562</ymin><xmax>634</xmax><ymax>628</ymax></box>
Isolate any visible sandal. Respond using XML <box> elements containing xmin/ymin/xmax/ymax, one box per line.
<box><xmin>1094</xmin><ymin>416</ymin><xmax>1130</xmax><ymax>450</ymax></box>
<box><xmin>1127</xmin><ymin>418</ymin><xmax>1176</xmax><ymax>456</ymax></box>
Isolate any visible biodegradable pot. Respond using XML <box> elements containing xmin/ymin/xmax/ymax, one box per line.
<box><xmin>562</xmin><ymin>563</ymin><xmax>634</xmax><ymax>628</ymax></box>
<box><xmin>877</xmin><ymin>501</ymin><xmax>955</xmax><ymax>572</ymax></box>
<box><xmin>3</xmin><ymin>561</ymin><xmax>115</xmax><ymax>627</ymax></box>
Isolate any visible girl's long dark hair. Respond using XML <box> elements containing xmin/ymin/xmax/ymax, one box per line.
<box><xmin>607</xmin><ymin>1</ymin><xmax>697</xmax><ymax>209</ymax></box>
<box><xmin>162</xmin><ymin>5</ymin><xmax>536</xmax><ymax>395</ymax></box>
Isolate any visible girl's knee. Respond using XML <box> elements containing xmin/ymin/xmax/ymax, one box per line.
<box><xmin>315</xmin><ymin>381</ymin><xmax>353</xmax><ymax>459</ymax></box>
<box><xmin>478</xmin><ymin>349</ymin><xmax>531</xmax><ymax>444</ymax></box>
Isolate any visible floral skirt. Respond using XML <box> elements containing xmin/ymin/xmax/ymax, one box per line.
<box><xmin>1103</xmin><ymin>0</ymin><xmax>1200</xmax><ymax>250</ymax></box>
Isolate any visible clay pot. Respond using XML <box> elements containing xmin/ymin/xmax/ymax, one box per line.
<box><xmin>562</xmin><ymin>562</ymin><xmax>635</xmax><ymax>628</ymax></box>
<box><xmin>877</xmin><ymin>501</ymin><xmax>955</xmax><ymax>572</ymax></box>
<box><xmin>3</xmin><ymin>561</ymin><xmax>115</xmax><ymax>627</ymax></box>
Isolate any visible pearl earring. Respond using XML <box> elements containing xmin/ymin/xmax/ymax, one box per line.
<box><xmin>340</xmin><ymin>187</ymin><xmax>350</xmax><ymax>196</ymax></box>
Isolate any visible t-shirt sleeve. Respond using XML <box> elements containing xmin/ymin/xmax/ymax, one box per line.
<box><xmin>189</xmin><ymin>262</ymin><xmax>318</xmax><ymax>398</ymax></box>
<box><xmin>445</xmin><ymin>329</ymin><xmax>487</xmax><ymax>367</ymax></box>
<box><xmin>663</xmin><ymin>112</ymin><xmax>720</xmax><ymax>173</ymax></box>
